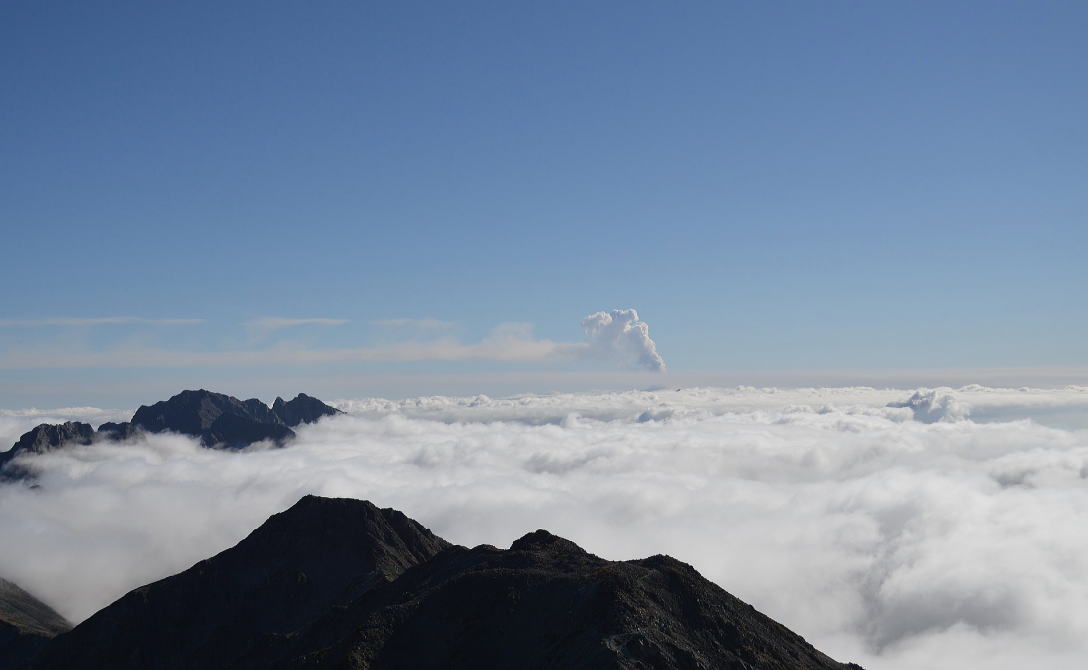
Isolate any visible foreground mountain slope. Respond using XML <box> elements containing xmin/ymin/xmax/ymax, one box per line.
<box><xmin>32</xmin><ymin>497</ymin><xmax>449</xmax><ymax>670</ymax></box>
<box><xmin>0</xmin><ymin>578</ymin><xmax>70</xmax><ymax>670</ymax></box>
<box><xmin>251</xmin><ymin>530</ymin><xmax>855</xmax><ymax>670</ymax></box>
<box><xmin>30</xmin><ymin>496</ymin><xmax>861</xmax><ymax>670</ymax></box>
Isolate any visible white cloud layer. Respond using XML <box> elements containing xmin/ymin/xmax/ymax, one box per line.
<box><xmin>886</xmin><ymin>388</ymin><xmax>968</xmax><ymax>423</ymax></box>
<box><xmin>3</xmin><ymin>385</ymin><xmax>1088</xmax><ymax>669</ymax></box>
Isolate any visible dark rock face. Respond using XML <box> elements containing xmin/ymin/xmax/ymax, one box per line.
<box><xmin>95</xmin><ymin>421</ymin><xmax>141</xmax><ymax>441</ymax></box>
<box><xmin>9</xmin><ymin>423</ymin><xmax>94</xmax><ymax>454</ymax></box>
<box><xmin>31</xmin><ymin>497</ymin><xmax>861</xmax><ymax>670</ymax></box>
<box><xmin>255</xmin><ymin>537</ymin><xmax>855</xmax><ymax>670</ymax></box>
<box><xmin>0</xmin><ymin>577</ymin><xmax>70</xmax><ymax>670</ymax></box>
<box><xmin>131</xmin><ymin>389</ymin><xmax>296</xmax><ymax>448</ymax></box>
<box><xmin>32</xmin><ymin>496</ymin><xmax>449</xmax><ymax>670</ymax></box>
<box><xmin>128</xmin><ymin>389</ymin><xmax>340</xmax><ymax>448</ymax></box>
<box><xmin>0</xmin><ymin>423</ymin><xmax>95</xmax><ymax>479</ymax></box>
<box><xmin>272</xmin><ymin>393</ymin><xmax>341</xmax><ymax>427</ymax></box>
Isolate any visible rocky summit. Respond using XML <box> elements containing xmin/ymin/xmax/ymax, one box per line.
<box><xmin>30</xmin><ymin>497</ymin><xmax>450</xmax><ymax>670</ymax></box>
<box><xmin>270</xmin><ymin>393</ymin><xmax>340</xmax><ymax>427</ymax></box>
<box><xmin>0</xmin><ymin>423</ymin><xmax>95</xmax><ymax>480</ymax></box>
<box><xmin>0</xmin><ymin>578</ymin><xmax>70</xmax><ymax>670</ymax></box>
<box><xmin>127</xmin><ymin>389</ymin><xmax>342</xmax><ymax>448</ymax></box>
<box><xmin>28</xmin><ymin>496</ymin><xmax>864</xmax><ymax>670</ymax></box>
<box><xmin>128</xmin><ymin>389</ymin><xmax>297</xmax><ymax>448</ymax></box>
<box><xmin>0</xmin><ymin>390</ymin><xmax>342</xmax><ymax>479</ymax></box>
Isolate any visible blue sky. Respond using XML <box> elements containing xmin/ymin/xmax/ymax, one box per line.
<box><xmin>2</xmin><ymin>1</ymin><xmax>1086</xmax><ymax>406</ymax></box>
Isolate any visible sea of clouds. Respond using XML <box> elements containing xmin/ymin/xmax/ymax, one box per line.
<box><xmin>3</xmin><ymin>385</ymin><xmax>1088</xmax><ymax>669</ymax></box>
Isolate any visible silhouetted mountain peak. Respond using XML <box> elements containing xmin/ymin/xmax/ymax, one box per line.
<box><xmin>247</xmin><ymin>495</ymin><xmax>451</xmax><ymax>576</ymax></box>
<box><xmin>30</xmin><ymin>495</ymin><xmax>450</xmax><ymax>669</ymax></box>
<box><xmin>510</xmin><ymin>529</ymin><xmax>588</xmax><ymax>555</ymax></box>
<box><xmin>2</xmin><ymin>390</ymin><xmax>341</xmax><ymax>481</ymax></box>
<box><xmin>131</xmin><ymin>389</ymin><xmax>292</xmax><ymax>447</ymax></box>
<box><xmin>30</xmin><ymin>497</ymin><xmax>863</xmax><ymax>670</ymax></box>
<box><xmin>271</xmin><ymin>393</ymin><xmax>341</xmax><ymax>426</ymax></box>
<box><xmin>126</xmin><ymin>389</ymin><xmax>340</xmax><ymax>448</ymax></box>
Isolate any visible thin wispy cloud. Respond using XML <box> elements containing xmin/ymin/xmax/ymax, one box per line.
<box><xmin>0</xmin><ymin>310</ymin><xmax>667</xmax><ymax>373</ymax></box>
<box><xmin>0</xmin><ymin>317</ymin><xmax>205</xmax><ymax>327</ymax></box>
<box><xmin>0</xmin><ymin>338</ymin><xmax>571</xmax><ymax>370</ymax></box>
<box><xmin>370</xmin><ymin>317</ymin><xmax>455</xmax><ymax>330</ymax></box>
<box><xmin>244</xmin><ymin>317</ymin><xmax>349</xmax><ymax>330</ymax></box>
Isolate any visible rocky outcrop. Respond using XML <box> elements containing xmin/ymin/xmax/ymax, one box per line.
<box><xmin>126</xmin><ymin>389</ymin><xmax>341</xmax><ymax>448</ymax></box>
<box><xmin>130</xmin><ymin>390</ymin><xmax>296</xmax><ymax>448</ymax></box>
<box><xmin>0</xmin><ymin>578</ymin><xmax>70</xmax><ymax>670</ymax></box>
<box><xmin>0</xmin><ymin>423</ymin><xmax>95</xmax><ymax>480</ymax></box>
<box><xmin>0</xmin><ymin>391</ymin><xmax>343</xmax><ymax>476</ymax></box>
<box><xmin>7</xmin><ymin>423</ymin><xmax>94</xmax><ymax>455</ymax></box>
<box><xmin>94</xmin><ymin>421</ymin><xmax>141</xmax><ymax>441</ymax></box>
<box><xmin>271</xmin><ymin>393</ymin><xmax>341</xmax><ymax>427</ymax></box>
<box><xmin>30</xmin><ymin>496</ymin><xmax>863</xmax><ymax>670</ymax></box>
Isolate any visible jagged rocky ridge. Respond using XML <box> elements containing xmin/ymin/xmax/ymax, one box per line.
<box><xmin>0</xmin><ymin>390</ymin><xmax>341</xmax><ymax>478</ymax></box>
<box><xmin>0</xmin><ymin>578</ymin><xmax>70</xmax><ymax>670</ymax></box>
<box><xmin>29</xmin><ymin>496</ymin><xmax>864</xmax><ymax>670</ymax></box>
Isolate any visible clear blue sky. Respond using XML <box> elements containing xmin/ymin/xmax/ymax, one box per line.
<box><xmin>2</xmin><ymin>1</ymin><xmax>1086</xmax><ymax>406</ymax></box>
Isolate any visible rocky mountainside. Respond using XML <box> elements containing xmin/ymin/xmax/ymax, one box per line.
<box><xmin>31</xmin><ymin>497</ymin><xmax>449</xmax><ymax>670</ymax></box>
<box><xmin>270</xmin><ymin>393</ymin><xmax>340</xmax><ymax>427</ymax></box>
<box><xmin>125</xmin><ymin>389</ymin><xmax>341</xmax><ymax>448</ymax></box>
<box><xmin>29</xmin><ymin>496</ymin><xmax>864</xmax><ymax>670</ymax></box>
<box><xmin>128</xmin><ymin>390</ymin><xmax>298</xmax><ymax>448</ymax></box>
<box><xmin>0</xmin><ymin>423</ymin><xmax>95</xmax><ymax>480</ymax></box>
<box><xmin>0</xmin><ymin>578</ymin><xmax>70</xmax><ymax>670</ymax></box>
<box><xmin>0</xmin><ymin>390</ymin><xmax>342</xmax><ymax>478</ymax></box>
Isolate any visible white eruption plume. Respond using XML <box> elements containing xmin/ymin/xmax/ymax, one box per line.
<box><xmin>580</xmin><ymin>309</ymin><xmax>665</xmax><ymax>372</ymax></box>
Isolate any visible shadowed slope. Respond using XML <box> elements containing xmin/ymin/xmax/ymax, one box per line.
<box><xmin>0</xmin><ymin>578</ymin><xmax>70</xmax><ymax>670</ymax></box>
<box><xmin>251</xmin><ymin>530</ymin><xmax>858</xmax><ymax>670</ymax></box>
<box><xmin>31</xmin><ymin>496</ymin><xmax>862</xmax><ymax>670</ymax></box>
<box><xmin>32</xmin><ymin>496</ymin><xmax>449</xmax><ymax>670</ymax></box>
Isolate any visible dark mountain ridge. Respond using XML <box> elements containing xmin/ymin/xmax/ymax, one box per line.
<box><xmin>0</xmin><ymin>390</ymin><xmax>341</xmax><ymax>478</ymax></box>
<box><xmin>29</xmin><ymin>496</ymin><xmax>864</xmax><ymax>670</ymax></box>
<box><xmin>32</xmin><ymin>497</ymin><xmax>447</xmax><ymax>669</ymax></box>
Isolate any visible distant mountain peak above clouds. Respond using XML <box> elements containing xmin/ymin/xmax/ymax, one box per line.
<box><xmin>0</xmin><ymin>390</ymin><xmax>342</xmax><ymax>479</ymax></box>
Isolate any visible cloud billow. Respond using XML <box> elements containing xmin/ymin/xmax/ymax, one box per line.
<box><xmin>580</xmin><ymin>309</ymin><xmax>666</xmax><ymax>372</ymax></box>
<box><xmin>887</xmin><ymin>388</ymin><xmax>968</xmax><ymax>423</ymax></box>
<box><xmin>5</xmin><ymin>385</ymin><xmax>1088</xmax><ymax>669</ymax></box>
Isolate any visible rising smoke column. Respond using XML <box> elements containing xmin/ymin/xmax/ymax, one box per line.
<box><xmin>581</xmin><ymin>309</ymin><xmax>666</xmax><ymax>372</ymax></box>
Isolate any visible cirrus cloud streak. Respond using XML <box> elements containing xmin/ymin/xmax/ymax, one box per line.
<box><xmin>0</xmin><ymin>317</ymin><xmax>205</xmax><ymax>327</ymax></box>
<box><xmin>0</xmin><ymin>309</ymin><xmax>667</xmax><ymax>373</ymax></box>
